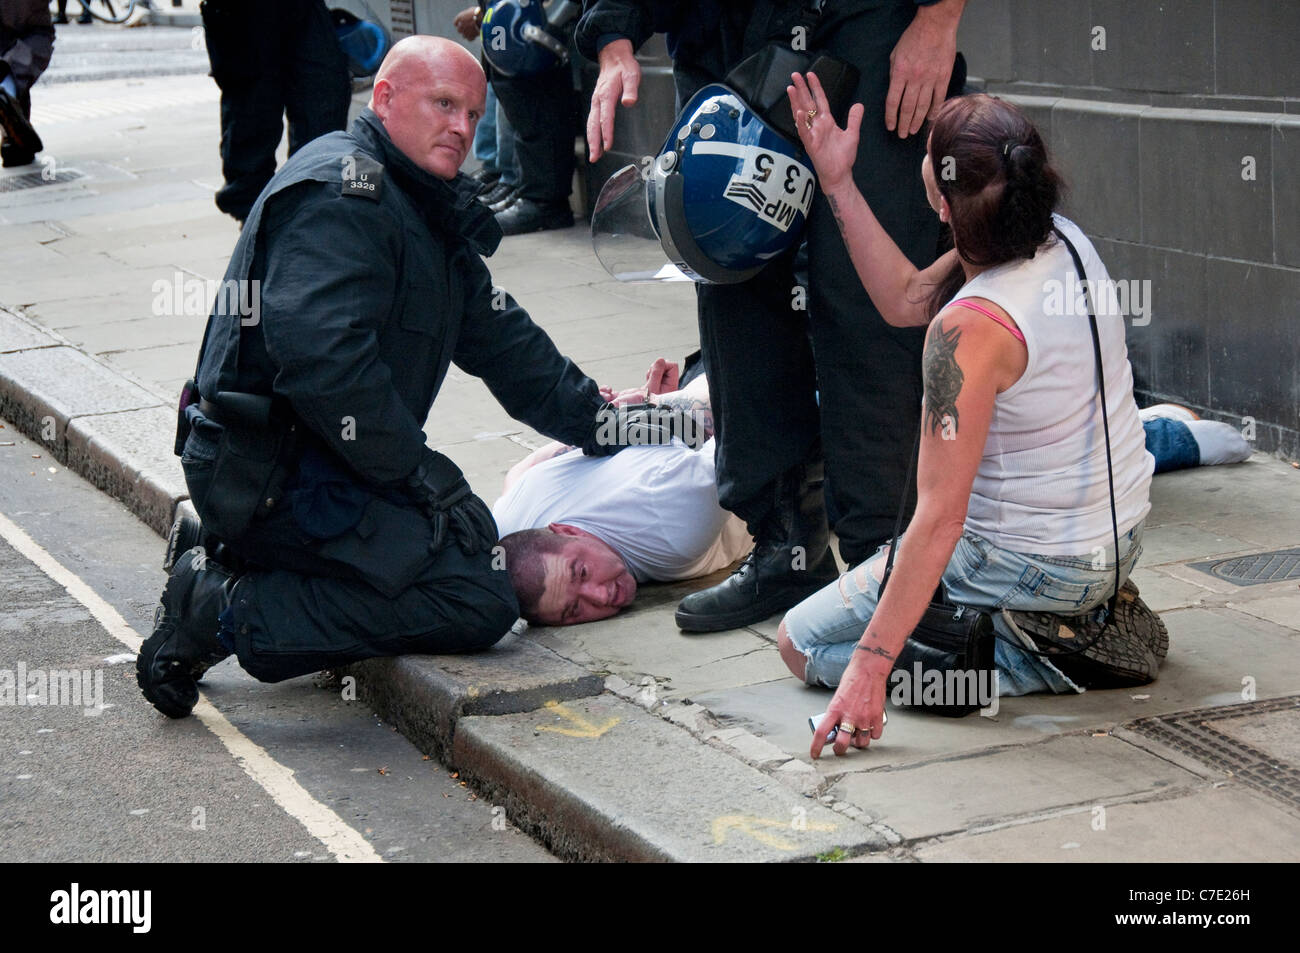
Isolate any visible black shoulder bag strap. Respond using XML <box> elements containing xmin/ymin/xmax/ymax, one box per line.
<box><xmin>880</xmin><ymin>225</ymin><xmax>1122</xmax><ymax>659</ymax></box>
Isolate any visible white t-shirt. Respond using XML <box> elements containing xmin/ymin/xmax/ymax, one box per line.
<box><xmin>951</xmin><ymin>215</ymin><xmax>1153</xmax><ymax>554</ymax></box>
<box><xmin>492</xmin><ymin>437</ymin><xmax>752</xmax><ymax>582</ymax></box>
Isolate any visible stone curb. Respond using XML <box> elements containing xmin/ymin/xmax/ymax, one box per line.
<box><xmin>346</xmin><ymin>634</ymin><xmax>606</xmax><ymax>765</ymax></box>
<box><xmin>0</xmin><ymin>309</ymin><xmax>183</xmax><ymax>535</ymax></box>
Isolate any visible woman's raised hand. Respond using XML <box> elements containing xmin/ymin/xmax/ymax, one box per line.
<box><xmin>787</xmin><ymin>71</ymin><xmax>865</xmax><ymax>195</ymax></box>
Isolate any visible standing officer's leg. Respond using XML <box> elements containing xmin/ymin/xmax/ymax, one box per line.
<box><xmin>283</xmin><ymin>0</ymin><xmax>351</xmax><ymax>157</ymax></box>
<box><xmin>202</xmin><ymin>0</ymin><xmax>289</xmax><ymax>222</ymax></box>
<box><xmin>674</xmin><ymin>256</ymin><xmax>839</xmax><ymax>632</ymax></box>
<box><xmin>807</xmin><ymin>1</ymin><xmax>938</xmax><ymax>565</ymax></box>
<box><xmin>490</xmin><ymin>62</ymin><xmax>577</xmax><ymax>234</ymax></box>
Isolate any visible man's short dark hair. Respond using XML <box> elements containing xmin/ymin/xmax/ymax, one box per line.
<box><xmin>497</xmin><ymin>528</ymin><xmax>571</xmax><ymax>624</ymax></box>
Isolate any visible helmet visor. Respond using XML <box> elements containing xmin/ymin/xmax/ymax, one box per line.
<box><xmin>590</xmin><ymin>164</ymin><xmax>690</xmax><ymax>283</ymax></box>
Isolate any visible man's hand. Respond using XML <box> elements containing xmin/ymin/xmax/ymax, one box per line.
<box><xmin>644</xmin><ymin>358</ymin><xmax>679</xmax><ymax>396</ymax></box>
<box><xmin>453</xmin><ymin>5</ymin><xmax>483</xmax><ymax>41</ymax></box>
<box><xmin>587</xmin><ymin>38</ymin><xmax>641</xmax><ymax>161</ymax></box>
<box><xmin>885</xmin><ymin>0</ymin><xmax>963</xmax><ymax>138</ymax></box>
<box><xmin>407</xmin><ymin>450</ymin><xmax>498</xmax><ymax>556</ymax></box>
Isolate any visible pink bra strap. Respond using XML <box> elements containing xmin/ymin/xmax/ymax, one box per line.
<box><xmin>950</xmin><ymin>299</ymin><xmax>1026</xmax><ymax>344</ymax></box>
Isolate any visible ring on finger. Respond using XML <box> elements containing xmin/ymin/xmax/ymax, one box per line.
<box><xmin>838</xmin><ymin>721</ymin><xmax>857</xmax><ymax>736</ymax></box>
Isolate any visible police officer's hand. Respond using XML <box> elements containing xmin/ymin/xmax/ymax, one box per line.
<box><xmin>588</xmin><ymin>38</ymin><xmax>640</xmax><ymax>162</ymax></box>
<box><xmin>885</xmin><ymin>0</ymin><xmax>961</xmax><ymax>138</ymax></box>
<box><xmin>406</xmin><ymin>451</ymin><xmax>499</xmax><ymax>556</ymax></box>
<box><xmin>453</xmin><ymin>5</ymin><xmax>483</xmax><ymax>41</ymax></box>
<box><xmin>581</xmin><ymin>402</ymin><xmax>704</xmax><ymax>456</ymax></box>
<box><xmin>788</xmin><ymin>71</ymin><xmax>863</xmax><ymax>196</ymax></box>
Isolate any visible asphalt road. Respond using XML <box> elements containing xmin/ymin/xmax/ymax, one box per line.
<box><xmin>0</xmin><ymin>418</ymin><xmax>555</xmax><ymax>863</ymax></box>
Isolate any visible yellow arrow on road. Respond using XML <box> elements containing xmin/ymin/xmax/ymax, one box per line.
<box><xmin>712</xmin><ymin>814</ymin><xmax>837</xmax><ymax>851</ymax></box>
<box><xmin>535</xmin><ymin>700</ymin><xmax>620</xmax><ymax>739</ymax></box>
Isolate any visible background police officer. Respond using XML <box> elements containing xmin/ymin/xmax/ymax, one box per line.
<box><xmin>138</xmin><ymin>36</ymin><xmax>662</xmax><ymax>719</ymax></box>
<box><xmin>199</xmin><ymin>0</ymin><xmax>352</xmax><ymax>223</ymax></box>
<box><xmin>577</xmin><ymin>0</ymin><xmax>966</xmax><ymax>632</ymax></box>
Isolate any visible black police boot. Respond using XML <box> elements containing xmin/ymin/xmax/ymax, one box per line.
<box><xmin>675</xmin><ymin>461</ymin><xmax>839</xmax><ymax>633</ymax></box>
<box><xmin>0</xmin><ymin>90</ymin><xmax>43</xmax><ymax>160</ymax></box>
<box><xmin>479</xmin><ymin>180</ymin><xmax>517</xmax><ymax>208</ymax></box>
<box><xmin>496</xmin><ymin>197</ymin><xmax>574</xmax><ymax>236</ymax></box>
<box><xmin>137</xmin><ymin>548</ymin><xmax>236</xmax><ymax>718</ymax></box>
<box><xmin>162</xmin><ymin>508</ymin><xmax>236</xmax><ymax>574</ymax></box>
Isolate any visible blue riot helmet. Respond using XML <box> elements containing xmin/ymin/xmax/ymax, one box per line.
<box><xmin>331</xmin><ymin>8</ymin><xmax>390</xmax><ymax>78</ymax></box>
<box><xmin>481</xmin><ymin>0</ymin><xmax>579</xmax><ymax>79</ymax></box>
<box><xmin>592</xmin><ymin>46</ymin><xmax>858</xmax><ymax>284</ymax></box>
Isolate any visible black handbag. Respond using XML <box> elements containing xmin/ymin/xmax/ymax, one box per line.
<box><xmin>878</xmin><ymin>426</ymin><xmax>997</xmax><ymax>718</ymax></box>
<box><xmin>878</xmin><ymin>225</ymin><xmax>1125</xmax><ymax>717</ymax></box>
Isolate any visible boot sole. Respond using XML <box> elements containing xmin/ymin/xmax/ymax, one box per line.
<box><xmin>162</xmin><ymin>512</ymin><xmax>203</xmax><ymax>573</ymax></box>
<box><xmin>136</xmin><ymin>555</ymin><xmax>204</xmax><ymax>718</ymax></box>
<box><xmin>1002</xmin><ymin>582</ymin><xmax>1168</xmax><ymax>684</ymax></box>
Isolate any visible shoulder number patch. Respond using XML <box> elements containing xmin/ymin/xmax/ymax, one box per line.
<box><xmin>340</xmin><ymin>155</ymin><xmax>384</xmax><ymax>201</ymax></box>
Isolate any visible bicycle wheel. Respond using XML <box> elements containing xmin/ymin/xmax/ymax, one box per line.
<box><xmin>87</xmin><ymin>0</ymin><xmax>137</xmax><ymax>23</ymax></box>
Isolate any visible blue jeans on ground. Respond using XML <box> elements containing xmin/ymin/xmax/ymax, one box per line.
<box><xmin>783</xmin><ymin>520</ymin><xmax>1146</xmax><ymax>696</ymax></box>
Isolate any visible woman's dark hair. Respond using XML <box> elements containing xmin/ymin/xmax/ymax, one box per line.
<box><xmin>924</xmin><ymin>94</ymin><xmax>1064</xmax><ymax>318</ymax></box>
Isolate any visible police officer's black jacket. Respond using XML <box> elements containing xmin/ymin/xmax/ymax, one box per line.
<box><xmin>194</xmin><ymin>108</ymin><xmax>606</xmax><ymax>491</ymax></box>
<box><xmin>576</xmin><ymin>0</ymin><xmax>934</xmax><ymax>87</ymax></box>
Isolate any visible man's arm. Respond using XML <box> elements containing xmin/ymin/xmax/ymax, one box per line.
<box><xmin>257</xmin><ymin>187</ymin><xmax>429</xmax><ymax>485</ymax></box>
<box><xmin>576</xmin><ymin>0</ymin><xmax>670</xmax><ymax>161</ymax></box>
<box><xmin>452</xmin><ymin>256</ymin><xmax>606</xmax><ymax>449</ymax></box>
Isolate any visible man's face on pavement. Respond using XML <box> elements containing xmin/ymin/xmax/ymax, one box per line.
<box><xmin>373</xmin><ymin>43</ymin><xmax>485</xmax><ymax>180</ymax></box>
<box><xmin>533</xmin><ymin>527</ymin><xmax>638</xmax><ymax>626</ymax></box>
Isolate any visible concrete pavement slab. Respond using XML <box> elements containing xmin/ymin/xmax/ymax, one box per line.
<box><xmin>1128</xmin><ymin>564</ymin><xmax>1219</xmax><ymax>612</ymax></box>
<box><xmin>828</xmin><ymin>733</ymin><xmax>1200</xmax><ymax>841</ymax></box>
<box><xmin>912</xmin><ymin>784</ymin><xmax>1300</xmax><ymax>861</ymax></box>
<box><xmin>102</xmin><ymin>341</ymin><xmax>202</xmax><ymax>389</ymax></box>
<box><xmin>0</xmin><ymin>310</ymin><xmax>59</xmax><ymax>353</ymax></box>
<box><xmin>452</xmin><ymin>692</ymin><xmax>887</xmax><ymax>861</ymax></box>
<box><xmin>525</xmin><ymin>604</ymin><xmax>780</xmax><ymax>700</ymax></box>
<box><xmin>347</xmin><ymin>634</ymin><xmax>605</xmax><ymax>764</ymax></box>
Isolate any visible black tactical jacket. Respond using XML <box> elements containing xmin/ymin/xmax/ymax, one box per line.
<box><xmin>194</xmin><ymin>108</ymin><xmax>604</xmax><ymax>489</ymax></box>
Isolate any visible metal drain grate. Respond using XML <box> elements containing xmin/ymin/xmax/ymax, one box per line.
<box><xmin>1191</xmin><ymin>547</ymin><xmax>1300</xmax><ymax>586</ymax></box>
<box><xmin>0</xmin><ymin>169</ymin><xmax>85</xmax><ymax>193</ymax></box>
<box><xmin>1127</xmin><ymin>695</ymin><xmax>1300</xmax><ymax>814</ymax></box>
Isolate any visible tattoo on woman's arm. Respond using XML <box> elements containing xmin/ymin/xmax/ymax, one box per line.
<box><xmin>855</xmin><ymin>643</ymin><xmax>895</xmax><ymax>662</ymax></box>
<box><xmin>922</xmin><ymin>318</ymin><xmax>963</xmax><ymax>437</ymax></box>
<box><xmin>826</xmin><ymin>193</ymin><xmax>848</xmax><ymax>240</ymax></box>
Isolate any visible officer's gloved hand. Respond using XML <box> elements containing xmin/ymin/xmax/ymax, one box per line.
<box><xmin>581</xmin><ymin>402</ymin><xmax>704</xmax><ymax>456</ymax></box>
<box><xmin>405</xmin><ymin>450</ymin><xmax>498</xmax><ymax>556</ymax></box>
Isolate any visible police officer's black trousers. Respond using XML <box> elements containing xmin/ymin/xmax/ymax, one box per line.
<box><xmin>197</xmin><ymin>487</ymin><xmax>519</xmax><ymax>684</ymax></box>
<box><xmin>490</xmin><ymin>63</ymin><xmax>577</xmax><ymax>205</ymax></box>
<box><xmin>201</xmin><ymin>0</ymin><xmax>350</xmax><ymax>222</ymax></box>
<box><xmin>690</xmin><ymin>0</ymin><xmax>937</xmax><ymax>565</ymax></box>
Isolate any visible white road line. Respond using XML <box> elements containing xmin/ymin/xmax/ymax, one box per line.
<box><xmin>0</xmin><ymin>510</ymin><xmax>383</xmax><ymax>864</ymax></box>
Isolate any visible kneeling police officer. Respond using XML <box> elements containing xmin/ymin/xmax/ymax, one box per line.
<box><xmin>138</xmin><ymin>36</ymin><xmax>677</xmax><ymax>719</ymax></box>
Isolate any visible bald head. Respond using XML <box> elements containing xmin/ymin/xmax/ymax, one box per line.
<box><xmin>369</xmin><ymin>36</ymin><xmax>486</xmax><ymax>180</ymax></box>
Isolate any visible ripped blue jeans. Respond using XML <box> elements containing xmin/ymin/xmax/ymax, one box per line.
<box><xmin>782</xmin><ymin>521</ymin><xmax>1145</xmax><ymax>695</ymax></box>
